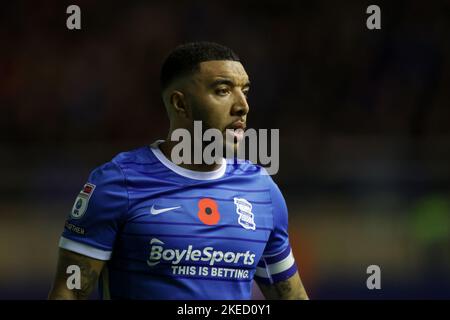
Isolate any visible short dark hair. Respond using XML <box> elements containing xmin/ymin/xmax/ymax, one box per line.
<box><xmin>160</xmin><ymin>41</ymin><xmax>240</xmax><ymax>90</ymax></box>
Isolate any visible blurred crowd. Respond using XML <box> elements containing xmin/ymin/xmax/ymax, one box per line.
<box><xmin>2</xmin><ymin>1</ymin><xmax>449</xmax><ymax>145</ymax></box>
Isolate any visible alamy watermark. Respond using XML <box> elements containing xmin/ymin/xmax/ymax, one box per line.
<box><xmin>66</xmin><ymin>265</ymin><xmax>81</xmax><ymax>290</ymax></box>
<box><xmin>66</xmin><ymin>5</ymin><xmax>81</xmax><ymax>30</ymax></box>
<box><xmin>366</xmin><ymin>265</ymin><xmax>381</xmax><ymax>290</ymax></box>
<box><xmin>170</xmin><ymin>121</ymin><xmax>279</xmax><ymax>175</ymax></box>
<box><xmin>366</xmin><ymin>5</ymin><xmax>381</xmax><ymax>30</ymax></box>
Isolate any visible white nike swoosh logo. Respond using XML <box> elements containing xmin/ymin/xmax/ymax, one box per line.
<box><xmin>150</xmin><ymin>205</ymin><xmax>181</xmax><ymax>215</ymax></box>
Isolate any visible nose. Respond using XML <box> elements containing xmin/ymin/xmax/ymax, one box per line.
<box><xmin>231</xmin><ymin>90</ymin><xmax>249</xmax><ymax>117</ymax></box>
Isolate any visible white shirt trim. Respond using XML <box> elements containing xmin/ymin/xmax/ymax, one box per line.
<box><xmin>255</xmin><ymin>266</ymin><xmax>270</xmax><ymax>278</ymax></box>
<box><xmin>267</xmin><ymin>250</ymin><xmax>295</xmax><ymax>275</ymax></box>
<box><xmin>59</xmin><ymin>237</ymin><xmax>112</xmax><ymax>261</ymax></box>
<box><xmin>149</xmin><ymin>140</ymin><xmax>227</xmax><ymax>180</ymax></box>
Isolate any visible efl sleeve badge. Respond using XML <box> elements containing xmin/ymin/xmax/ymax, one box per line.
<box><xmin>70</xmin><ymin>183</ymin><xmax>96</xmax><ymax>219</ymax></box>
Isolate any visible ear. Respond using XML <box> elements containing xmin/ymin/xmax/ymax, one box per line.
<box><xmin>170</xmin><ymin>90</ymin><xmax>190</xmax><ymax>119</ymax></box>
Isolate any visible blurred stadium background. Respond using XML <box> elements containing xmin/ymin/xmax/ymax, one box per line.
<box><xmin>1</xmin><ymin>0</ymin><xmax>449</xmax><ymax>299</ymax></box>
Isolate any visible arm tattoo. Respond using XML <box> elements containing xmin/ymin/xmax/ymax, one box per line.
<box><xmin>257</xmin><ymin>272</ymin><xmax>308</xmax><ymax>300</ymax></box>
<box><xmin>77</xmin><ymin>260</ymin><xmax>99</xmax><ymax>299</ymax></box>
<box><xmin>275</xmin><ymin>278</ymin><xmax>293</xmax><ymax>297</ymax></box>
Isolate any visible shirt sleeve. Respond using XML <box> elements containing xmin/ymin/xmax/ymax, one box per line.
<box><xmin>254</xmin><ymin>176</ymin><xmax>298</xmax><ymax>284</ymax></box>
<box><xmin>59</xmin><ymin>161</ymin><xmax>128</xmax><ymax>261</ymax></box>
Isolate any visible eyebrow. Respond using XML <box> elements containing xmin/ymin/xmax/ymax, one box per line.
<box><xmin>210</xmin><ymin>78</ymin><xmax>251</xmax><ymax>88</ymax></box>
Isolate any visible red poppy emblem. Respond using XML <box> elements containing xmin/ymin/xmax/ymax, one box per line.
<box><xmin>197</xmin><ymin>198</ymin><xmax>220</xmax><ymax>225</ymax></box>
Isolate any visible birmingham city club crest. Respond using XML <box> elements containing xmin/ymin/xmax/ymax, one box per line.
<box><xmin>234</xmin><ymin>197</ymin><xmax>256</xmax><ymax>230</ymax></box>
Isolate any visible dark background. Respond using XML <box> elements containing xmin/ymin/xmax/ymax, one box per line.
<box><xmin>1</xmin><ymin>0</ymin><xmax>449</xmax><ymax>299</ymax></box>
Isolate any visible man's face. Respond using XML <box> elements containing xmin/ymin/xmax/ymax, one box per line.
<box><xmin>185</xmin><ymin>60</ymin><xmax>250</xmax><ymax>152</ymax></box>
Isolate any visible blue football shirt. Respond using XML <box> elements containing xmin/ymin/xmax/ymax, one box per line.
<box><xmin>59</xmin><ymin>140</ymin><xmax>298</xmax><ymax>299</ymax></box>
